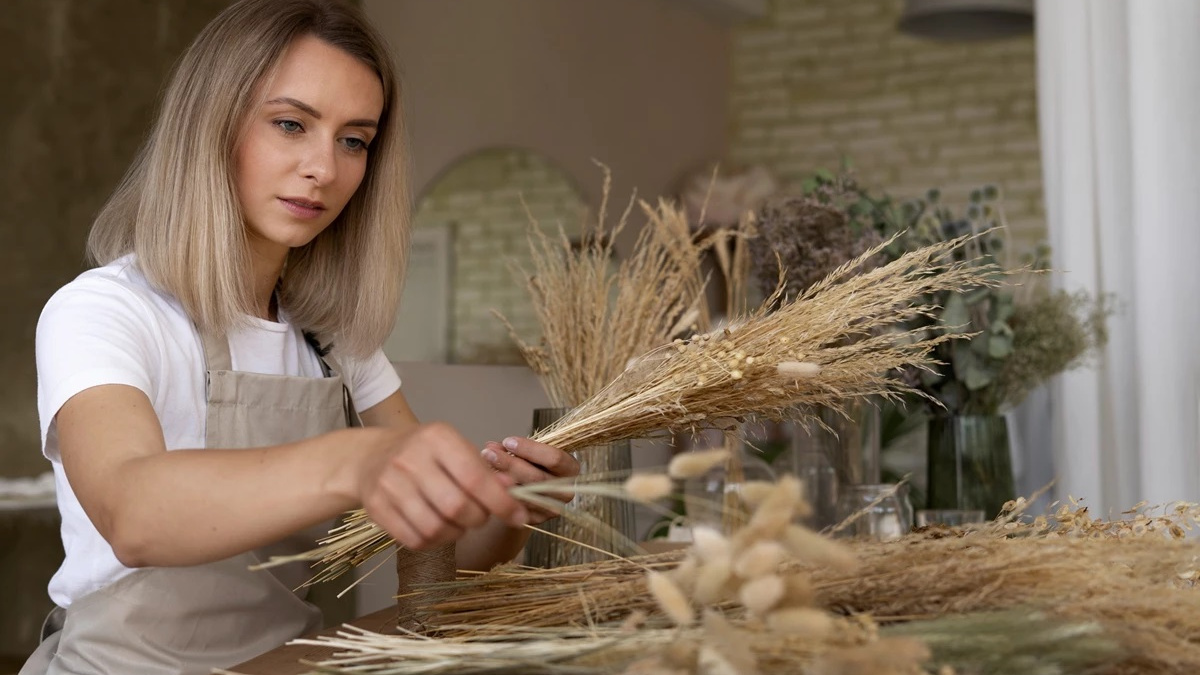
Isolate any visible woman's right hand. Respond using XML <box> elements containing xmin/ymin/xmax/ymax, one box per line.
<box><xmin>355</xmin><ymin>423</ymin><xmax>529</xmax><ymax>550</ymax></box>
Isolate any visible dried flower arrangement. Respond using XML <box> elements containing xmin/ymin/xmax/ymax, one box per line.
<box><xmin>257</xmin><ymin>229</ymin><xmax>1001</xmax><ymax>590</ymax></box>
<box><xmin>225</xmin><ymin>468</ymin><xmax>1200</xmax><ymax>675</ymax></box>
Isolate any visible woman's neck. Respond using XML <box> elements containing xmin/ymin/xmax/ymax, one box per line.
<box><xmin>249</xmin><ymin>241</ymin><xmax>288</xmax><ymax>322</ymax></box>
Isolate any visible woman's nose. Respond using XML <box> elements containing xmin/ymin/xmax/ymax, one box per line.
<box><xmin>298</xmin><ymin>141</ymin><xmax>336</xmax><ymax>185</ymax></box>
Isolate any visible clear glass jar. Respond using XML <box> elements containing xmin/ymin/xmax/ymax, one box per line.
<box><xmin>834</xmin><ymin>483</ymin><xmax>908</xmax><ymax>542</ymax></box>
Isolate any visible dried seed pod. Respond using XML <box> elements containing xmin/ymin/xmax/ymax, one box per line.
<box><xmin>739</xmin><ymin>574</ymin><xmax>785</xmax><ymax>617</ymax></box>
<box><xmin>693</xmin><ymin>558</ymin><xmax>734</xmax><ymax>605</ymax></box>
<box><xmin>782</xmin><ymin>524</ymin><xmax>858</xmax><ymax>571</ymax></box>
<box><xmin>738</xmin><ymin>481</ymin><xmax>776</xmax><ymax>509</ymax></box>
<box><xmin>692</xmin><ymin>526</ymin><xmax>732</xmax><ymax>563</ymax></box>
<box><xmin>620</xmin><ymin>609</ymin><xmax>649</xmax><ymax>632</ymax></box>
<box><xmin>745</xmin><ymin>476</ymin><xmax>804</xmax><ymax>538</ymax></box>
<box><xmin>671</xmin><ymin>555</ymin><xmax>699</xmax><ymax>593</ymax></box>
<box><xmin>776</xmin><ymin>361</ymin><xmax>822</xmax><ymax>378</ymax></box>
<box><xmin>779</xmin><ymin>571</ymin><xmax>815</xmax><ymax>607</ymax></box>
<box><xmin>646</xmin><ymin>571</ymin><xmax>695</xmax><ymax>626</ymax></box>
<box><xmin>765</xmin><ymin>607</ymin><xmax>835</xmax><ymax>636</ymax></box>
<box><xmin>734</xmin><ymin>541</ymin><xmax>788</xmax><ymax>580</ymax></box>
<box><xmin>668</xmin><ymin>449</ymin><xmax>731</xmax><ymax>479</ymax></box>
<box><xmin>623</xmin><ymin>474</ymin><xmax>674</xmax><ymax>502</ymax></box>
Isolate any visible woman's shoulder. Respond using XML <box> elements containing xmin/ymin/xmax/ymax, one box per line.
<box><xmin>41</xmin><ymin>256</ymin><xmax>192</xmax><ymax>340</ymax></box>
<box><xmin>47</xmin><ymin>256</ymin><xmax>179</xmax><ymax>315</ymax></box>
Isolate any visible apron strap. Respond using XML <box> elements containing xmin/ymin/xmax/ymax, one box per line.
<box><xmin>301</xmin><ymin>332</ymin><xmax>362</xmax><ymax>429</ymax></box>
<box><xmin>201</xmin><ymin>328</ymin><xmax>359</xmax><ymax>428</ymax></box>
<box><xmin>199</xmin><ymin>330</ymin><xmax>233</xmax><ymax>372</ymax></box>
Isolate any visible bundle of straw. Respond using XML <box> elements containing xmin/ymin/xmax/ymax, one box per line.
<box><xmin>261</xmin><ymin>231</ymin><xmax>1002</xmax><ymax>581</ymax></box>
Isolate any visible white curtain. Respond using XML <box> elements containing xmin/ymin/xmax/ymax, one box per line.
<box><xmin>1033</xmin><ymin>0</ymin><xmax>1200</xmax><ymax>516</ymax></box>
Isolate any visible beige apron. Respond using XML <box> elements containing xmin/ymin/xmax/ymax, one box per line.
<box><xmin>21</xmin><ymin>330</ymin><xmax>360</xmax><ymax>675</ymax></box>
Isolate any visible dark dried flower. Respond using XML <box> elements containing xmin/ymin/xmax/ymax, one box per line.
<box><xmin>748</xmin><ymin>196</ymin><xmax>886</xmax><ymax>303</ymax></box>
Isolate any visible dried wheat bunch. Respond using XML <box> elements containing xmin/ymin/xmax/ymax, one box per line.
<box><xmin>531</xmin><ymin>230</ymin><xmax>1000</xmax><ymax>453</ymax></box>
<box><xmin>496</xmin><ymin>166</ymin><xmax>710</xmax><ymax>408</ymax></box>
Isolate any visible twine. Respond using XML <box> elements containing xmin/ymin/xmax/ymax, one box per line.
<box><xmin>394</xmin><ymin>543</ymin><xmax>456</xmax><ymax>632</ymax></box>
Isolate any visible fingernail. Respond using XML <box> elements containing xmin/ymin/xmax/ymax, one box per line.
<box><xmin>481</xmin><ymin>448</ymin><xmax>498</xmax><ymax>464</ymax></box>
<box><xmin>502</xmin><ymin>437</ymin><xmax>518</xmax><ymax>451</ymax></box>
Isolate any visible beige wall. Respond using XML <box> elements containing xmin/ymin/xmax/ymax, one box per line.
<box><xmin>411</xmin><ymin>149</ymin><xmax>588</xmax><ymax>365</ymax></box>
<box><xmin>0</xmin><ymin>1</ymin><xmax>232</xmax><ymax>479</ymax></box>
<box><xmin>363</xmin><ymin>0</ymin><xmax>732</xmax><ymax>255</ymax></box>
<box><xmin>729</xmin><ymin>0</ymin><xmax>1044</xmax><ymax>249</ymax></box>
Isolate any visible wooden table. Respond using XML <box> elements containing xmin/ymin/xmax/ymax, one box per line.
<box><xmin>230</xmin><ymin>607</ymin><xmax>400</xmax><ymax>675</ymax></box>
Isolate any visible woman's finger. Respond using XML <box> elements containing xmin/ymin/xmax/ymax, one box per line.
<box><xmin>423</xmin><ymin>426</ymin><xmax>528</xmax><ymax>528</ymax></box>
<box><xmin>484</xmin><ymin>449</ymin><xmax>553</xmax><ymax>486</ymax></box>
<box><xmin>417</xmin><ymin>461</ymin><xmax>490</xmax><ymax>530</ymax></box>
<box><xmin>500</xmin><ymin>437</ymin><xmax>580</xmax><ymax>478</ymax></box>
<box><xmin>365</xmin><ymin>486</ymin><xmax>435</xmax><ymax>550</ymax></box>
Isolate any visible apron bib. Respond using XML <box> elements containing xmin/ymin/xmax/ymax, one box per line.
<box><xmin>21</xmin><ymin>330</ymin><xmax>359</xmax><ymax>675</ymax></box>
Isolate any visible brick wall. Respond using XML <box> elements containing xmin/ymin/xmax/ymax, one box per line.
<box><xmin>413</xmin><ymin>149</ymin><xmax>587</xmax><ymax>364</ymax></box>
<box><xmin>729</xmin><ymin>0</ymin><xmax>1044</xmax><ymax>250</ymax></box>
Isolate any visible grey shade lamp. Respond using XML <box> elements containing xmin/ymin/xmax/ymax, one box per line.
<box><xmin>898</xmin><ymin>0</ymin><xmax>1034</xmax><ymax>41</ymax></box>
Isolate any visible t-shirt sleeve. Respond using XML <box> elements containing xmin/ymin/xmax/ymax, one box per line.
<box><xmin>36</xmin><ymin>278</ymin><xmax>160</xmax><ymax>459</ymax></box>
<box><xmin>341</xmin><ymin>348</ymin><xmax>402</xmax><ymax>413</ymax></box>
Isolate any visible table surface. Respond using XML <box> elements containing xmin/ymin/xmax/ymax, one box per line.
<box><xmin>229</xmin><ymin>606</ymin><xmax>401</xmax><ymax>675</ymax></box>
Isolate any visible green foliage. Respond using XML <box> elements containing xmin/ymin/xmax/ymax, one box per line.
<box><xmin>797</xmin><ymin>169</ymin><xmax>1112</xmax><ymax>416</ymax></box>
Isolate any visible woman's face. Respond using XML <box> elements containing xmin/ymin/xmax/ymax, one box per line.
<box><xmin>235</xmin><ymin>35</ymin><xmax>385</xmax><ymax>263</ymax></box>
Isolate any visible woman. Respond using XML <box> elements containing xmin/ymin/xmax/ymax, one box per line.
<box><xmin>21</xmin><ymin>1</ymin><xmax>578</xmax><ymax>673</ymax></box>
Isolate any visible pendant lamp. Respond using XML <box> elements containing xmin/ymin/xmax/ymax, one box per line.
<box><xmin>898</xmin><ymin>0</ymin><xmax>1034</xmax><ymax>41</ymax></box>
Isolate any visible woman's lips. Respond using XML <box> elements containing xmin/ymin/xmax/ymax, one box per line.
<box><xmin>279</xmin><ymin>197</ymin><xmax>326</xmax><ymax>219</ymax></box>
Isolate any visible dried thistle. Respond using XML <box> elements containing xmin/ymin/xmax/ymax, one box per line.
<box><xmin>747</xmin><ymin>195</ymin><xmax>886</xmax><ymax>305</ymax></box>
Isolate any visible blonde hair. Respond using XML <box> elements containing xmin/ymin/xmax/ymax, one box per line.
<box><xmin>88</xmin><ymin>0</ymin><xmax>410</xmax><ymax>358</ymax></box>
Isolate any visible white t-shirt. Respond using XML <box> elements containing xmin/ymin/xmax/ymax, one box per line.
<box><xmin>35</xmin><ymin>256</ymin><xmax>402</xmax><ymax>608</ymax></box>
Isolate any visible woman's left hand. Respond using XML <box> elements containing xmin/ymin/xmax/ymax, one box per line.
<box><xmin>481</xmin><ymin>437</ymin><xmax>579</xmax><ymax>525</ymax></box>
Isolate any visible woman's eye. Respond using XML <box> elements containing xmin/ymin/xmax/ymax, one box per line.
<box><xmin>342</xmin><ymin>137</ymin><xmax>368</xmax><ymax>152</ymax></box>
<box><xmin>274</xmin><ymin>119</ymin><xmax>303</xmax><ymax>134</ymax></box>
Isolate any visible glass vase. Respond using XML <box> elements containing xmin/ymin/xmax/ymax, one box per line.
<box><xmin>681</xmin><ymin>437</ymin><xmax>777</xmax><ymax>536</ymax></box>
<box><xmin>833</xmin><ymin>483</ymin><xmax>908</xmax><ymax>542</ymax></box>
<box><xmin>791</xmin><ymin>399</ymin><xmax>882</xmax><ymax>487</ymax></box>
<box><xmin>522</xmin><ymin>407</ymin><xmax>637</xmax><ymax>568</ymax></box>
<box><xmin>926</xmin><ymin>415</ymin><xmax>1015</xmax><ymax>519</ymax></box>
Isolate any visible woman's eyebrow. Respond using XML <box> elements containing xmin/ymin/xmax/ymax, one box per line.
<box><xmin>265</xmin><ymin>96</ymin><xmax>378</xmax><ymax>129</ymax></box>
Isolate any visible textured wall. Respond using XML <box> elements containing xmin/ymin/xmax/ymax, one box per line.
<box><xmin>729</xmin><ymin>0</ymin><xmax>1044</xmax><ymax>249</ymax></box>
<box><xmin>412</xmin><ymin>150</ymin><xmax>588</xmax><ymax>365</ymax></box>
<box><xmin>0</xmin><ymin>0</ymin><xmax>233</xmax><ymax>479</ymax></box>
<box><xmin>364</xmin><ymin>0</ymin><xmax>731</xmax><ymax>259</ymax></box>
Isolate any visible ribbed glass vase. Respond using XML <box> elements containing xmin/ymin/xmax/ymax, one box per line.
<box><xmin>926</xmin><ymin>414</ymin><xmax>1015</xmax><ymax>519</ymax></box>
<box><xmin>522</xmin><ymin>407</ymin><xmax>637</xmax><ymax>568</ymax></box>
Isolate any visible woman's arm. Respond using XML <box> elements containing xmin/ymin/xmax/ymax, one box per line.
<box><xmin>58</xmin><ymin>384</ymin><xmax>526</xmax><ymax>568</ymax></box>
